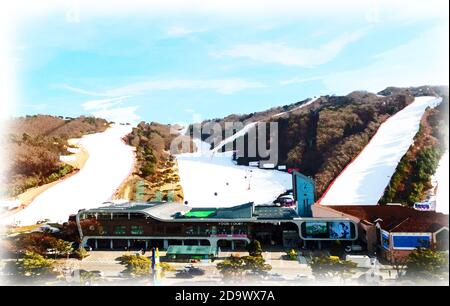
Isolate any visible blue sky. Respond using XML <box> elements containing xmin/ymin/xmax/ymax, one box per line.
<box><xmin>11</xmin><ymin>0</ymin><xmax>449</xmax><ymax>125</ymax></box>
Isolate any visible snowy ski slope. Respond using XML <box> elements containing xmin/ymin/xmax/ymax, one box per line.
<box><xmin>272</xmin><ymin>97</ymin><xmax>319</xmax><ymax>118</ymax></box>
<box><xmin>434</xmin><ymin>151</ymin><xmax>449</xmax><ymax>214</ymax></box>
<box><xmin>319</xmin><ymin>96</ymin><xmax>442</xmax><ymax>205</ymax></box>
<box><xmin>1</xmin><ymin>125</ymin><xmax>135</xmax><ymax>226</ymax></box>
<box><xmin>177</xmin><ymin>124</ymin><xmax>291</xmax><ymax>207</ymax></box>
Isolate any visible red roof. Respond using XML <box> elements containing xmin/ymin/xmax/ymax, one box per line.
<box><xmin>321</xmin><ymin>205</ymin><xmax>449</xmax><ymax>233</ymax></box>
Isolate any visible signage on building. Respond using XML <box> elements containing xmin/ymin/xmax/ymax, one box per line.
<box><xmin>381</xmin><ymin>231</ymin><xmax>390</xmax><ymax>250</ymax></box>
<box><xmin>392</xmin><ymin>234</ymin><xmax>431</xmax><ymax>250</ymax></box>
<box><xmin>210</xmin><ymin>234</ymin><xmax>248</xmax><ymax>238</ymax></box>
<box><xmin>299</xmin><ymin>220</ymin><xmax>357</xmax><ymax>240</ymax></box>
<box><xmin>218</xmin><ymin>222</ymin><xmax>244</xmax><ymax>226</ymax></box>
<box><xmin>292</xmin><ymin>171</ymin><xmax>315</xmax><ymax>217</ymax></box>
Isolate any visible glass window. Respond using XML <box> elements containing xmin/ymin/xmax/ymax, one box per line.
<box><xmin>130</xmin><ymin>213</ymin><xmax>145</xmax><ymax>220</ymax></box>
<box><xmin>113</xmin><ymin>213</ymin><xmax>129</xmax><ymax>220</ymax></box>
<box><xmin>131</xmin><ymin>225</ymin><xmax>144</xmax><ymax>235</ymax></box>
<box><xmin>185</xmin><ymin>226</ymin><xmax>195</xmax><ymax>236</ymax></box>
<box><xmin>218</xmin><ymin>226</ymin><xmax>231</xmax><ymax>235</ymax></box>
<box><xmin>113</xmin><ymin>226</ymin><xmax>127</xmax><ymax>235</ymax></box>
<box><xmin>233</xmin><ymin>226</ymin><xmax>247</xmax><ymax>235</ymax></box>
<box><xmin>99</xmin><ymin>226</ymin><xmax>108</xmax><ymax>235</ymax></box>
<box><xmin>97</xmin><ymin>213</ymin><xmax>111</xmax><ymax>220</ymax></box>
<box><xmin>198</xmin><ymin>225</ymin><xmax>209</xmax><ymax>236</ymax></box>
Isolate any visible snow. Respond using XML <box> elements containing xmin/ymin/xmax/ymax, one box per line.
<box><xmin>176</xmin><ymin>127</ymin><xmax>291</xmax><ymax>207</ymax></box>
<box><xmin>272</xmin><ymin>97</ymin><xmax>319</xmax><ymax>118</ymax></box>
<box><xmin>1</xmin><ymin>124</ymin><xmax>135</xmax><ymax>226</ymax></box>
<box><xmin>434</xmin><ymin>151</ymin><xmax>449</xmax><ymax>214</ymax></box>
<box><xmin>211</xmin><ymin>122</ymin><xmax>258</xmax><ymax>153</ymax></box>
<box><xmin>319</xmin><ymin>96</ymin><xmax>442</xmax><ymax>206</ymax></box>
<box><xmin>0</xmin><ymin>200</ymin><xmax>20</xmax><ymax>210</ymax></box>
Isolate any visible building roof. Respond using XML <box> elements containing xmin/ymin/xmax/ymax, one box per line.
<box><xmin>166</xmin><ymin>245</ymin><xmax>216</xmax><ymax>255</ymax></box>
<box><xmin>184</xmin><ymin>210</ymin><xmax>216</xmax><ymax>218</ymax></box>
<box><xmin>321</xmin><ymin>205</ymin><xmax>448</xmax><ymax>233</ymax></box>
<box><xmin>254</xmin><ymin>205</ymin><xmax>298</xmax><ymax>219</ymax></box>
<box><xmin>80</xmin><ymin>201</ymin><xmax>299</xmax><ymax>221</ymax></box>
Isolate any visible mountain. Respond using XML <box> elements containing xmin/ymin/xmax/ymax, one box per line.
<box><xmin>380</xmin><ymin>87</ymin><xmax>448</xmax><ymax>206</ymax></box>
<box><xmin>187</xmin><ymin>86</ymin><xmax>448</xmax><ymax>202</ymax></box>
<box><xmin>4</xmin><ymin>115</ymin><xmax>109</xmax><ymax>197</ymax></box>
<box><xmin>117</xmin><ymin>122</ymin><xmax>195</xmax><ymax>202</ymax></box>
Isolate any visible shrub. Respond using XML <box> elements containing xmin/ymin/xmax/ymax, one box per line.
<box><xmin>246</xmin><ymin>240</ymin><xmax>263</xmax><ymax>257</ymax></box>
<box><xmin>287</xmin><ymin>249</ymin><xmax>298</xmax><ymax>260</ymax></box>
<box><xmin>120</xmin><ymin>254</ymin><xmax>152</xmax><ymax>277</ymax></box>
<box><xmin>19</xmin><ymin>251</ymin><xmax>54</xmax><ymax>277</ymax></box>
<box><xmin>74</xmin><ymin>247</ymin><xmax>89</xmax><ymax>260</ymax></box>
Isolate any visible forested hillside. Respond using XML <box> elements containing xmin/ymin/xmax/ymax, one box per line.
<box><xmin>192</xmin><ymin>86</ymin><xmax>447</xmax><ymax>199</ymax></box>
<box><xmin>118</xmin><ymin>122</ymin><xmax>194</xmax><ymax>202</ymax></box>
<box><xmin>380</xmin><ymin>87</ymin><xmax>449</xmax><ymax>206</ymax></box>
<box><xmin>5</xmin><ymin>115</ymin><xmax>109</xmax><ymax>197</ymax></box>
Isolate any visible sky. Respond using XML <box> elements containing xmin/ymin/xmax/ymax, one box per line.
<box><xmin>3</xmin><ymin>0</ymin><xmax>449</xmax><ymax>126</ymax></box>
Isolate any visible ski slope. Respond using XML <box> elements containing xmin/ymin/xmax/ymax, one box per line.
<box><xmin>434</xmin><ymin>151</ymin><xmax>449</xmax><ymax>214</ymax></box>
<box><xmin>319</xmin><ymin>96</ymin><xmax>442</xmax><ymax>205</ymax></box>
<box><xmin>272</xmin><ymin>97</ymin><xmax>319</xmax><ymax>118</ymax></box>
<box><xmin>177</xmin><ymin>131</ymin><xmax>291</xmax><ymax>207</ymax></box>
<box><xmin>1</xmin><ymin>125</ymin><xmax>135</xmax><ymax>226</ymax></box>
<box><xmin>211</xmin><ymin>122</ymin><xmax>258</xmax><ymax>153</ymax></box>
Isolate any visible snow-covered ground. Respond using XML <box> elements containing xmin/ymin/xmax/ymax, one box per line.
<box><xmin>1</xmin><ymin>124</ymin><xmax>135</xmax><ymax>226</ymax></box>
<box><xmin>434</xmin><ymin>151</ymin><xmax>449</xmax><ymax>214</ymax></box>
<box><xmin>319</xmin><ymin>96</ymin><xmax>442</xmax><ymax>206</ymax></box>
<box><xmin>272</xmin><ymin>97</ymin><xmax>319</xmax><ymax>118</ymax></box>
<box><xmin>177</xmin><ymin>134</ymin><xmax>291</xmax><ymax>207</ymax></box>
<box><xmin>211</xmin><ymin>122</ymin><xmax>258</xmax><ymax>153</ymax></box>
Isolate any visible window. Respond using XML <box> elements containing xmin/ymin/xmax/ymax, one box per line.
<box><xmin>381</xmin><ymin>233</ymin><xmax>390</xmax><ymax>250</ymax></box>
<box><xmin>131</xmin><ymin>225</ymin><xmax>144</xmax><ymax>235</ymax></box>
<box><xmin>97</xmin><ymin>213</ymin><xmax>111</xmax><ymax>220</ymax></box>
<box><xmin>217</xmin><ymin>226</ymin><xmax>231</xmax><ymax>235</ymax></box>
<box><xmin>113</xmin><ymin>213</ymin><xmax>129</xmax><ymax>220</ymax></box>
<box><xmin>99</xmin><ymin>226</ymin><xmax>108</xmax><ymax>235</ymax></box>
<box><xmin>233</xmin><ymin>226</ymin><xmax>247</xmax><ymax>235</ymax></box>
<box><xmin>185</xmin><ymin>226</ymin><xmax>195</xmax><ymax>236</ymax></box>
<box><xmin>113</xmin><ymin>226</ymin><xmax>127</xmax><ymax>235</ymax></box>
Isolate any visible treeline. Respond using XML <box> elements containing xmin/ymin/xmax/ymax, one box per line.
<box><xmin>217</xmin><ymin>91</ymin><xmax>414</xmax><ymax>197</ymax></box>
<box><xmin>380</xmin><ymin>94</ymin><xmax>448</xmax><ymax>206</ymax></box>
<box><xmin>276</xmin><ymin>92</ymin><xmax>414</xmax><ymax>196</ymax></box>
<box><xmin>199</xmin><ymin>86</ymin><xmax>448</xmax><ymax>200</ymax></box>
<box><xmin>6</xmin><ymin>115</ymin><xmax>109</xmax><ymax>197</ymax></box>
<box><xmin>122</xmin><ymin>122</ymin><xmax>194</xmax><ymax>202</ymax></box>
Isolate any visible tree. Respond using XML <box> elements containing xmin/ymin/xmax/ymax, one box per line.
<box><xmin>60</xmin><ymin>220</ymin><xmax>80</xmax><ymax>242</ymax></box>
<box><xmin>74</xmin><ymin>247</ymin><xmax>89</xmax><ymax>260</ymax></box>
<box><xmin>405</xmin><ymin>247</ymin><xmax>449</xmax><ymax>281</ymax></box>
<box><xmin>310</xmin><ymin>255</ymin><xmax>356</xmax><ymax>281</ymax></box>
<box><xmin>15</xmin><ymin>232</ymin><xmax>59</xmax><ymax>255</ymax></box>
<box><xmin>287</xmin><ymin>249</ymin><xmax>298</xmax><ymax>260</ymax></box>
<box><xmin>246</xmin><ymin>240</ymin><xmax>263</xmax><ymax>257</ymax></box>
<box><xmin>120</xmin><ymin>254</ymin><xmax>152</xmax><ymax>277</ymax></box>
<box><xmin>158</xmin><ymin>262</ymin><xmax>175</xmax><ymax>277</ymax></box>
<box><xmin>54</xmin><ymin>239</ymin><xmax>74</xmax><ymax>259</ymax></box>
<box><xmin>19</xmin><ymin>251</ymin><xmax>54</xmax><ymax>277</ymax></box>
<box><xmin>216</xmin><ymin>255</ymin><xmax>272</xmax><ymax>280</ymax></box>
<box><xmin>78</xmin><ymin>270</ymin><xmax>101</xmax><ymax>285</ymax></box>
<box><xmin>216</xmin><ymin>255</ymin><xmax>245</xmax><ymax>280</ymax></box>
<box><xmin>241</xmin><ymin>256</ymin><xmax>272</xmax><ymax>274</ymax></box>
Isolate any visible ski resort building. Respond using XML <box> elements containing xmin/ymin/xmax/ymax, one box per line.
<box><xmin>312</xmin><ymin>204</ymin><xmax>449</xmax><ymax>262</ymax></box>
<box><xmin>292</xmin><ymin>171</ymin><xmax>316</xmax><ymax>217</ymax></box>
<box><xmin>76</xmin><ymin>201</ymin><xmax>358</xmax><ymax>251</ymax></box>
